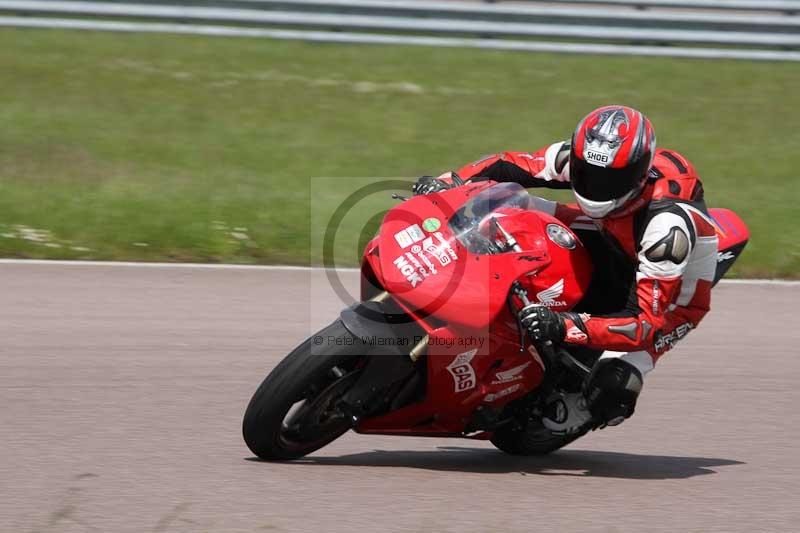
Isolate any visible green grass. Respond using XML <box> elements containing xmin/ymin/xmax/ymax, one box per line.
<box><xmin>0</xmin><ymin>29</ymin><xmax>798</xmax><ymax>277</ymax></box>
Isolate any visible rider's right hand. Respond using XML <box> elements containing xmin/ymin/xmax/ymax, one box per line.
<box><xmin>411</xmin><ymin>173</ymin><xmax>454</xmax><ymax>196</ymax></box>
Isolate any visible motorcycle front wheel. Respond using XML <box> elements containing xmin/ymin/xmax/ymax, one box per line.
<box><xmin>242</xmin><ymin>319</ymin><xmax>364</xmax><ymax>461</ymax></box>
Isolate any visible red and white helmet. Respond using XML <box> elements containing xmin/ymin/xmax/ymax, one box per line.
<box><xmin>569</xmin><ymin>106</ymin><xmax>656</xmax><ymax>219</ymax></box>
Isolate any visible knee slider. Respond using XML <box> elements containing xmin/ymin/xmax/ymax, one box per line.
<box><xmin>584</xmin><ymin>358</ymin><xmax>643</xmax><ymax>425</ymax></box>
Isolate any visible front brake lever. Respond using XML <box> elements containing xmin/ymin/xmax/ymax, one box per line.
<box><xmin>391</xmin><ymin>193</ymin><xmax>409</xmax><ymax>201</ymax></box>
<box><xmin>511</xmin><ymin>281</ymin><xmax>546</xmax><ymax>361</ymax></box>
<box><xmin>507</xmin><ymin>283</ymin><xmax>526</xmax><ymax>352</ymax></box>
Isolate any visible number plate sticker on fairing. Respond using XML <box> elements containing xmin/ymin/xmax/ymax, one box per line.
<box><xmin>394</xmin><ymin>224</ymin><xmax>425</xmax><ymax>248</ymax></box>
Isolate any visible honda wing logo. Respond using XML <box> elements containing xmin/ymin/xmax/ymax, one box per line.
<box><xmin>492</xmin><ymin>361</ymin><xmax>532</xmax><ymax>384</ymax></box>
<box><xmin>536</xmin><ymin>279</ymin><xmax>567</xmax><ymax>307</ymax></box>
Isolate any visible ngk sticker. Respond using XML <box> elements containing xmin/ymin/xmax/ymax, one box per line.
<box><xmin>394</xmin><ymin>224</ymin><xmax>425</xmax><ymax>249</ymax></box>
<box><xmin>447</xmin><ymin>349</ymin><xmax>477</xmax><ymax>392</ymax></box>
<box><xmin>393</xmin><ymin>255</ymin><xmax>423</xmax><ymax>287</ymax></box>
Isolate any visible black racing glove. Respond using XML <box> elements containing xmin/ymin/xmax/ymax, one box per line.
<box><xmin>519</xmin><ymin>305</ymin><xmax>566</xmax><ymax>343</ymax></box>
<box><xmin>412</xmin><ymin>175</ymin><xmax>452</xmax><ymax>196</ymax></box>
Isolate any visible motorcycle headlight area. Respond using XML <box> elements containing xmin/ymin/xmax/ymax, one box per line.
<box><xmin>546</xmin><ymin>224</ymin><xmax>577</xmax><ymax>250</ymax></box>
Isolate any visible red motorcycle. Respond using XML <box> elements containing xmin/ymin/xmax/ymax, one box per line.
<box><xmin>243</xmin><ymin>180</ymin><xmax>748</xmax><ymax>460</ymax></box>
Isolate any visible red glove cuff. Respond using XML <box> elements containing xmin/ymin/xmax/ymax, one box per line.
<box><xmin>563</xmin><ymin>316</ymin><xmax>589</xmax><ymax>345</ymax></box>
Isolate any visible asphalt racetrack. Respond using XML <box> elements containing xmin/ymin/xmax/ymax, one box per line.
<box><xmin>2</xmin><ymin>262</ymin><xmax>798</xmax><ymax>532</ymax></box>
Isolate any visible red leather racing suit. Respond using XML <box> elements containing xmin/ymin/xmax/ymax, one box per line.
<box><xmin>453</xmin><ymin>143</ymin><xmax>720</xmax><ymax>374</ymax></box>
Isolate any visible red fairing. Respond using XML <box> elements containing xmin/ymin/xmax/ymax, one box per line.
<box><xmin>374</xmin><ymin>184</ymin><xmax>591</xmax><ymax>330</ymax></box>
<box><xmin>357</xmin><ymin>330</ymin><xmax>548</xmax><ymax>436</ymax></box>
<box><xmin>357</xmin><ymin>181</ymin><xmax>593</xmax><ymax>436</ymax></box>
<box><xmin>708</xmin><ymin>207</ymin><xmax>750</xmax><ymax>252</ymax></box>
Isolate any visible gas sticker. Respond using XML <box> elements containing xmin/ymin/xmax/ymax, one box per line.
<box><xmin>422</xmin><ymin>236</ymin><xmax>451</xmax><ymax>267</ymax></box>
<box><xmin>434</xmin><ymin>232</ymin><xmax>458</xmax><ymax>260</ymax></box>
<box><xmin>447</xmin><ymin>349</ymin><xmax>477</xmax><ymax>392</ymax></box>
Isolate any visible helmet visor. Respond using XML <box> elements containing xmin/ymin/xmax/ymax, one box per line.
<box><xmin>570</xmin><ymin>153</ymin><xmax>650</xmax><ymax>202</ymax></box>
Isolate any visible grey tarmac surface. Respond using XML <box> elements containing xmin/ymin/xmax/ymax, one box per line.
<box><xmin>1</xmin><ymin>262</ymin><xmax>799</xmax><ymax>533</ymax></box>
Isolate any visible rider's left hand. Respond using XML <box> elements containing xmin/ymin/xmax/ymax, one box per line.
<box><xmin>519</xmin><ymin>305</ymin><xmax>566</xmax><ymax>343</ymax></box>
<box><xmin>519</xmin><ymin>307</ymin><xmax>589</xmax><ymax>345</ymax></box>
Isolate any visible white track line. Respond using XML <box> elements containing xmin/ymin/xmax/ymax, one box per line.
<box><xmin>715</xmin><ymin>278</ymin><xmax>800</xmax><ymax>286</ymax></box>
<box><xmin>0</xmin><ymin>258</ymin><xmax>361</xmax><ymax>273</ymax></box>
<box><xmin>0</xmin><ymin>259</ymin><xmax>797</xmax><ymax>285</ymax></box>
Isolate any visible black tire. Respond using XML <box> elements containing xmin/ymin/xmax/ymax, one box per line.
<box><xmin>242</xmin><ymin>319</ymin><xmax>364</xmax><ymax>461</ymax></box>
<box><xmin>490</xmin><ymin>419</ymin><xmax>586</xmax><ymax>456</ymax></box>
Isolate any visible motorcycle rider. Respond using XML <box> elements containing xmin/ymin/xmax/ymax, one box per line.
<box><xmin>412</xmin><ymin>105</ymin><xmax>719</xmax><ymax>433</ymax></box>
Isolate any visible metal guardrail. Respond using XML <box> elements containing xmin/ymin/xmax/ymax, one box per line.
<box><xmin>0</xmin><ymin>0</ymin><xmax>798</xmax><ymax>61</ymax></box>
<box><xmin>507</xmin><ymin>0</ymin><xmax>800</xmax><ymax>13</ymax></box>
<box><xmin>98</xmin><ymin>0</ymin><xmax>800</xmax><ymax>12</ymax></box>
<box><xmin>144</xmin><ymin>0</ymin><xmax>800</xmax><ymax>32</ymax></box>
<box><xmin>48</xmin><ymin>0</ymin><xmax>800</xmax><ymax>22</ymax></box>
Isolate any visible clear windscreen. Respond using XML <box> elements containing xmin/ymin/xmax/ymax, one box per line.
<box><xmin>448</xmin><ymin>182</ymin><xmax>536</xmax><ymax>255</ymax></box>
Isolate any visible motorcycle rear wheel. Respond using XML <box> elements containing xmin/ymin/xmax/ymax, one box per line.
<box><xmin>242</xmin><ymin>319</ymin><xmax>363</xmax><ymax>461</ymax></box>
<box><xmin>490</xmin><ymin>420</ymin><xmax>586</xmax><ymax>456</ymax></box>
